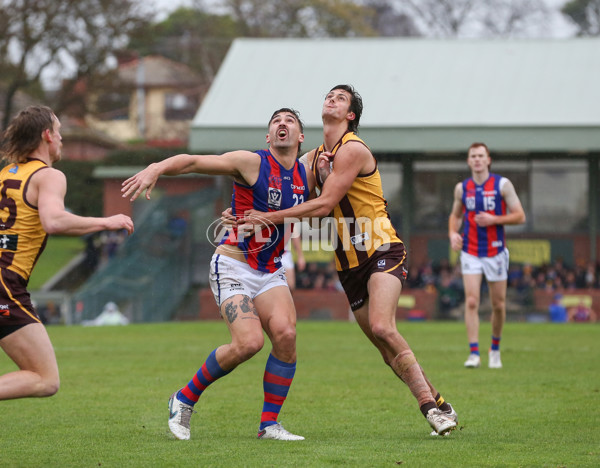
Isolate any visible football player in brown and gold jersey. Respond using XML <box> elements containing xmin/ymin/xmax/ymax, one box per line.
<box><xmin>0</xmin><ymin>106</ymin><xmax>133</xmax><ymax>401</ymax></box>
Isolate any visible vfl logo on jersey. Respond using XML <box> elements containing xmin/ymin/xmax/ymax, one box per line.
<box><xmin>9</xmin><ymin>166</ymin><xmax>18</xmax><ymax>174</ymax></box>
<box><xmin>465</xmin><ymin>196</ymin><xmax>476</xmax><ymax>210</ymax></box>
<box><xmin>377</xmin><ymin>259</ymin><xmax>386</xmax><ymax>269</ymax></box>
<box><xmin>0</xmin><ymin>234</ymin><xmax>18</xmax><ymax>250</ymax></box>
<box><xmin>268</xmin><ymin>187</ymin><xmax>282</xmax><ymax>209</ymax></box>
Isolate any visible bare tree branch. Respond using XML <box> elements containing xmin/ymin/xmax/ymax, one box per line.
<box><xmin>0</xmin><ymin>0</ymin><xmax>151</xmax><ymax>129</ymax></box>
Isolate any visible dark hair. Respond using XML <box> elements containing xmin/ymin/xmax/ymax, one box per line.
<box><xmin>330</xmin><ymin>84</ymin><xmax>363</xmax><ymax>133</ymax></box>
<box><xmin>1</xmin><ymin>105</ymin><xmax>56</xmax><ymax>164</ymax></box>
<box><xmin>269</xmin><ymin>107</ymin><xmax>304</xmax><ymax>132</ymax></box>
<box><xmin>468</xmin><ymin>142</ymin><xmax>490</xmax><ymax>156</ymax></box>
<box><xmin>269</xmin><ymin>107</ymin><xmax>304</xmax><ymax>152</ymax></box>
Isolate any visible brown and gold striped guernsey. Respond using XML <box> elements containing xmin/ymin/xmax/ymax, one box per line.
<box><xmin>312</xmin><ymin>132</ymin><xmax>402</xmax><ymax>271</ymax></box>
<box><xmin>0</xmin><ymin>159</ymin><xmax>49</xmax><ymax>281</ymax></box>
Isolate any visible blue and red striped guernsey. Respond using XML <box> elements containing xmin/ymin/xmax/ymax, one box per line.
<box><xmin>220</xmin><ymin>149</ymin><xmax>309</xmax><ymax>273</ymax></box>
<box><xmin>461</xmin><ymin>173</ymin><xmax>507</xmax><ymax>258</ymax></box>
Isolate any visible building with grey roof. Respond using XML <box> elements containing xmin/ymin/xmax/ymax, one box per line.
<box><xmin>189</xmin><ymin>38</ymin><xmax>600</xmax><ymax>266</ymax></box>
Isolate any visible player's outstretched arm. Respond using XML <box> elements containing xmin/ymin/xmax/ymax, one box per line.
<box><xmin>122</xmin><ymin>151</ymin><xmax>259</xmax><ymax>201</ymax></box>
<box><xmin>36</xmin><ymin>168</ymin><xmax>134</xmax><ymax>236</ymax></box>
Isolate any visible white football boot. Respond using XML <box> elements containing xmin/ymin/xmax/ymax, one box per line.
<box><xmin>426</xmin><ymin>408</ymin><xmax>457</xmax><ymax>436</ymax></box>
<box><xmin>168</xmin><ymin>391</ymin><xmax>195</xmax><ymax>440</ymax></box>
<box><xmin>488</xmin><ymin>350</ymin><xmax>503</xmax><ymax>369</ymax></box>
<box><xmin>464</xmin><ymin>353</ymin><xmax>481</xmax><ymax>368</ymax></box>
<box><xmin>257</xmin><ymin>423</ymin><xmax>305</xmax><ymax>441</ymax></box>
<box><xmin>430</xmin><ymin>403</ymin><xmax>458</xmax><ymax>436</ymax></box>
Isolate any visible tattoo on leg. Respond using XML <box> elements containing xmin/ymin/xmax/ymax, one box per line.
<box><xmin>224</xmin><ymin>302</ymin><xmax>238</xmax><ymax>323</ymax></box>
<box><xmin>240</xmin><ymin>296</ymin><xmax>258</xmax><ymax>317</ymax></box>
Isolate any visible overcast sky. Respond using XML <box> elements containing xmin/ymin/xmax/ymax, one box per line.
<box><xmin>38</xmin><ymin>0</ymin><xmax>577</xmax><ymax>89</ymax></box>
<box><xmin>150</xmin><ymin>0</ymin><xmax>578</xmax><ymax>38</ymax></box>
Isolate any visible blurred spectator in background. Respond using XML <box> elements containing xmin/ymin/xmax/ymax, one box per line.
<box><xmin>437</xmin><ymin>269</ymin><xmax>464</xmax><ymax>319</ymax></box>
<box><xmin>568</xmin><ymin>299</ymin><xmax>597</xmax><ymax>323</ymax></box>
<box><xmin>82</xmin><ymin>301</ymin><xmax>129</xmax><ymax>326</ymax></box>
<box><xmin>100</xmin><ymin>229</ymin><xmax>127</xmax><ymax>264</ymax></box>
<box><xmin>168</xmin><ymin>210</ymin><xmax>189</xmax><ymax>241</ymax></box>
<box><xmin>548</xmin><ymin>293</ymin><xmax>568</xmax><ymax>323</ymax></box>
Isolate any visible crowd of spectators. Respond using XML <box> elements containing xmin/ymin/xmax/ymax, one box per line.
<box><xmin>508</xmin><ymin>258</ymin><xmax>599</xmax><ymax>292</ymax></box>
<box><xmin>296</xmin><ymin>256</ymin><xmax>600</xmax><ymax>319</ymax></box>
<box><xmin>296</xmin><ymin>261</ymin><xmax>343</xmax><ymax>292</ymax></box>
<box><xmin>299</xmin><ymin>257</ymin><xmax>600</xmax><ymax>292</ymax></box>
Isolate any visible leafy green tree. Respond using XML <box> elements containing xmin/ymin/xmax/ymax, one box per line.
<box><xmin>562</xmin><ymin>0</ymin><xmax>600</xmax><ymax>36</ymax></box>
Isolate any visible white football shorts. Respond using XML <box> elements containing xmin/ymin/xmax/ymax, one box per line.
<box><xmin>281</xmin><ymin>249</ymin><xmax>294</xmax><ymax>271</ymax></box>
<box><xmin>460</xmin><ymin>248</ymin><xmax>509</xmax><ymax>282</ymax></box>
<box><xmin>209</xmin><ymin>254</ymin><xmax>288</xmax><ymax>307</ymax></box>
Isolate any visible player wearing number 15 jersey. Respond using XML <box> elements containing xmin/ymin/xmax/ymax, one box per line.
<box><xmin>449</xmin><ymin>142</ymin><xmax>526</xmax><ymax>370</ymax></box>
<box><xmin>0</xmin><ymin>105</ymin><xmax>133</xmax><ymax>402</ymax></box>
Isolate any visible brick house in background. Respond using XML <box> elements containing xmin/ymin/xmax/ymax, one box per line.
<box><xmin>86</xmin><ymin>55</ymin><xmax>204</xmax><ymax>147</ymax></box>
<box><xmin>60</xmin><ymin>116</ymin><xmax>123</xmax><ymax>161</ymax></box>
<box><xmin>1</xmin><ymin>86</ymin><xmax>122</xmax><ymax>162</ymax></box>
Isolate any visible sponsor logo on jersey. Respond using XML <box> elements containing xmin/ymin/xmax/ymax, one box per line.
<box><xmin>350</xmin><ymin>232</ymin><xmax>370</xmax><ymax>245</ymax></box>
<box><xmin>9</xmin><ymin>166</ymin><xmax>18</xmax><ymax>174</ymax></box>
<box><xmin>268</xmin><ymin>174</ymin><xmax>282</xmax><ymax>189</ymax></box>
<box><xmin>0</xmin><ymin>234</ymin><xmax>18</xmax><ymax>250</ymax></box>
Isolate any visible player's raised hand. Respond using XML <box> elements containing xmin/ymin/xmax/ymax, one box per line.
<box><xmin>122</xmin><ymin>164</ymin><xmax>161</xmax><ymax>201</ymax></box>
<box><xmin>317</xmin><ymin>151</ymin><xmax>334</xmax><ymax>184</ymax></box>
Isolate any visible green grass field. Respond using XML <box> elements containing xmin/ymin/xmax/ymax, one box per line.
<box><xmin>1</xmin><ymin>321</ymin><xmax>598</xmax><ymax>467</ymax></box>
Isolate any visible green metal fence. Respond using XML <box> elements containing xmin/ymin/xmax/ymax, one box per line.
<box><xmin>72</xmin><ymin>189</ymin><xmax>220</xmax><ymax>323</ymax></box>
